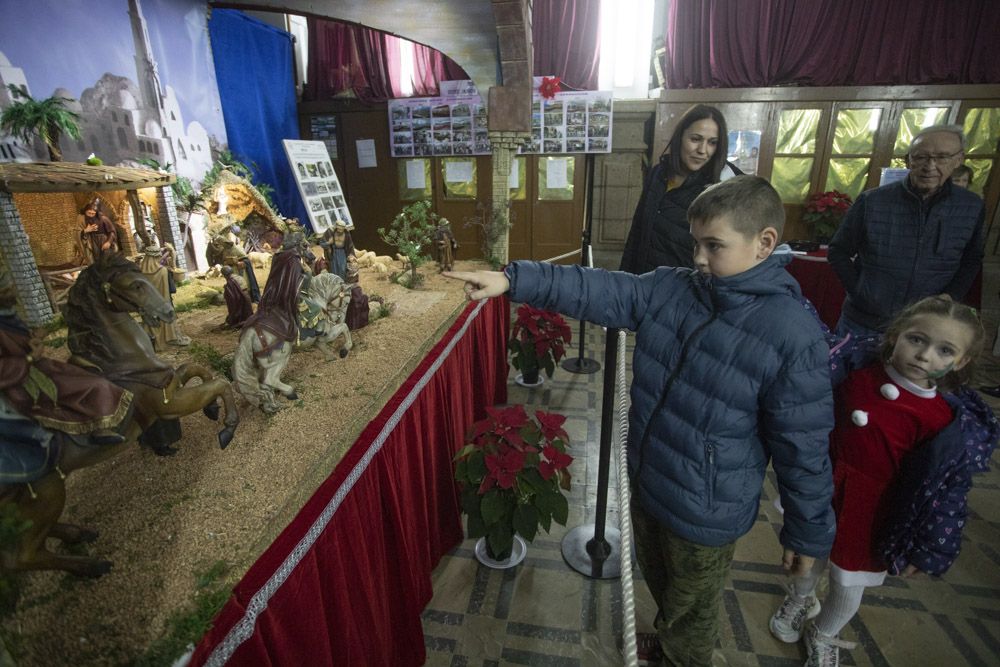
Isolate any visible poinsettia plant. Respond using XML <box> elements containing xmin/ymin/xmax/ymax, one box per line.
<box><xmin>454</xmin><ymin>405</ymin><xmax>573</xmax><ymax>560</ymax></box>
<box><xmin>508</xmin><ymin>304</ymin><xmax>572</xmax><ymax>381</ymax></box>
<box><xmin>802</xmin><ymin>190</ymin><xmax>853</xmax><ymax>241</ymax></box>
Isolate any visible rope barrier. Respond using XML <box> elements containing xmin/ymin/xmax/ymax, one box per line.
<box><xmin>614</xmin><ymin>329</ymin><xmax>638</xmax><ymax>667</ymax></box>
<box><xmin>539</xmin><ymin>248</ymin><xmax>582</xmax><ymax>264</ymax></box>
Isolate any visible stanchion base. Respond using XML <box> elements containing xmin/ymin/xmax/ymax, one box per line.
<box><xmin>561</xmin><ymin>524</ymin><xmax>621</xmax><ymax>579</ymax></box>
<box><xmin>561</xmin><ymin>357</ymin><xmax>601</xmax><ymax>374</ymax></box>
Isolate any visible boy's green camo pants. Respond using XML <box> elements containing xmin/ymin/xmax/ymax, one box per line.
<box><xmin>632</xmin><ymin>502</ymin><xmax>736</xmax><ymax>667</ymax></box>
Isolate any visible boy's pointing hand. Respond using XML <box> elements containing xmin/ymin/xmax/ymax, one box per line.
<box><xmin>442</xmin><ymin>271</ymin><xmax>510</xmax><ymax>301</ymax></box>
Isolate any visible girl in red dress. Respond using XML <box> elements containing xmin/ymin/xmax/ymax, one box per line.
<box><xmin>769</xmin><ymin>296</ymin><xmax>986</xmax><ymax>667</ymax></box>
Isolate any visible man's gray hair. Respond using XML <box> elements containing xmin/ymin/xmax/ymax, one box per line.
<box><xmin>911</xmin><ymin>124</ymin><xmax>966</xmax><ymax>151</ymax></box>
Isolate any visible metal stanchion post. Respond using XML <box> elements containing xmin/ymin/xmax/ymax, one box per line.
<box><xmin>562</xmin><ymin>153</ymin><xmax>600</xmax><ymax>375</ymax></box>
<box><xmin>560</xmin><ymin>327</ymin><xmax>621</xmax><ymax>578</ymax></box>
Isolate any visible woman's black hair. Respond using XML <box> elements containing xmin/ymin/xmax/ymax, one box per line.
<box><xmin>661</xmin><ymin>104</ymin><xmax>729</xmax><ymax>183</ymax></box>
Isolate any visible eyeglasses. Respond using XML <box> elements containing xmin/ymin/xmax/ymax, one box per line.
<box><xmin>908</xmin><ymin>150</ymin><xmax>962</xmax><ymax>166</ymax></box>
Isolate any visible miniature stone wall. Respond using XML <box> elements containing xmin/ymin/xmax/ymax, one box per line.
<box><xmin>0</xmin><ymin>191</ymin><xmax>55</xmax><ymax>326</ymax></box>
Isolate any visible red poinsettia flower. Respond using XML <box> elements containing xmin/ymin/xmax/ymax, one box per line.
<box><xmin>539</xmin><ymin>444</ymin><xmax>573</xmax><ymax>480</ymax></box>
<box><xmin>535</xmin><ymin>410</ymin><xmax>568</xmax><ymax>441</ymax></box>
<box><xmin>539</xmin><ymin>76</ymin><xmax>561</xmax><ymax>99</ymax></box>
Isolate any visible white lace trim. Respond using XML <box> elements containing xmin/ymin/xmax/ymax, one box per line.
<box><xmin>203</xmin><ymin>300</ymin><xmax>487</xmax><ymax>666</ymax></box>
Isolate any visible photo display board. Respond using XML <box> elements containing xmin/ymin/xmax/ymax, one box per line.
<box><xmin>521</xmin><ymin>90</ymin><xmax>613</xmax><ymax>155</ymax></box>
<box><xmin>387</xmin><ymin>80</ymin><xmax>613</xmax><ymax>157</ymax></box>
<box><xmin>388</xmin><ymin>94</ymin><xmax>489</xmax><ymax>158</ymax></box>
<box><xmin>283</xmin><ymin>139</ymin><xmax>352</xmax><ymax>233</ymax></box>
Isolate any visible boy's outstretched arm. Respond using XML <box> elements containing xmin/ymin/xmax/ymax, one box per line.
<box><xmin>442</xmin><ymin>270</ymin><xmax>509</xmax><ymax>301</ymax></box>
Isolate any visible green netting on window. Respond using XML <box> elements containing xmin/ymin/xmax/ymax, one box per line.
<box><xmin>832</xmin><ymin>108</ymin><xmax>880</xmax><ymax>155</ymax></box>
<box><xmin>963</xmin><ymin>108</ymin><xmax>1000</xmax><ymax>155</ymax></box>
<box><xmin>441</xmin><ymin>158</ymin><xmax>477</xmax><ymax>199</ymax></box>
<box><xmin>538</xmin><ymin>157</ymin><xmax>575</xmax><ymax>201</ymax></box>
<box><xmin>772</xmin><ymin>157</ymin><xmax>813</xmax><ymax>203</ymax></box>
<box><xmin>965</xmin><ymin>158</ymin><xmax>993</xmax><ymax>196</ymax></box>
<box><xmin>398</xmin><ymin>159</ymin><xmax>432</xmax><ymax>201</ymax></box>
<box><xmin>893</xmin><ymin>107</ymin><xmax>950</xmax><ymax>154</ymax></box>
<box><xmin>776</xmin><ymin>109</ymin><xmax>821</xmax><ymax>154</ymax></box>
<box><xmin>825</xmin><ymin>158</ymin><xmax>870</xmax><ymax>199</ymax></box>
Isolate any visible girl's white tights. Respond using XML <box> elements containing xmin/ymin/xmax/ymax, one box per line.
<box><xmin>813</xmin><ymin>579</ymin><xmax>865</xmax><ymax>637</ymax></box>
<box><xmin>790</xmin><ymin>560</ymin><xmax>866</xmax><ymax>638</ymax></box>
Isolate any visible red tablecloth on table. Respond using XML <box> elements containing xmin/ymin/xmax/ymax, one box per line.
<box><xmin>785</xmin><ymin>251</ymin><xmax>982</xmax><ymax>331</ymax></box>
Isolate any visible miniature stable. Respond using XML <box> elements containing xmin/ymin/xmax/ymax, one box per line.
<box><xmin>0</xmin><ymin>162</ymin><xmax>182</xmax><ymax>325</ymax></box>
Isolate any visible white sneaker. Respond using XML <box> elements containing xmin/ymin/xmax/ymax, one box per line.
<box><xmin>769</xmin><ymin>587</ymin><xmax>821</xmax><ymax>643</ymax></box>
<box><xmin>803</xmin><ymin>623</ymin><xmax>856</xmax><ymax>667</ymax></box>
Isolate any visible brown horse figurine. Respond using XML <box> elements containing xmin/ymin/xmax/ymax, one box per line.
<box><xmin>0</xmin><ymin>254</ymin><xmax>238</xmax><ymax>578</ymax></box>
<box><xmin>64</xmin><ymin>253</ymin><xmax>239</xmax><ymax>451</ymax></box>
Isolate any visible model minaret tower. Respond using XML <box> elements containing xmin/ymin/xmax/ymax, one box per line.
<box><xmin>128</xmin><ymin>0</ymin><xmax>176</xmax><ymax>163</ymax></box>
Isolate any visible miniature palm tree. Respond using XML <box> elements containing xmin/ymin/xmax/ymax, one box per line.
<box><xmin>0</xmin><ymin>84</ymin><xmax>82</xmax><ymax>162</ymax></box>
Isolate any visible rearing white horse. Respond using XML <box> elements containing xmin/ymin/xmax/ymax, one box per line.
<box><xmin>233</xmin><ymin>273</ymin><xmax>353</xmax><ymax>413</ymax></box>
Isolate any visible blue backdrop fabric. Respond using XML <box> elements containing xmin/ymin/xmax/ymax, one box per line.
<box><xmin>208</xmin><ymin>9</ymin><xmax>309</xmax><ymax>228</ymax></box>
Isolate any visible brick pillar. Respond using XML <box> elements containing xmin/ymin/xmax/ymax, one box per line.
<box><xmin>0</xmin><ymin>191</ymin><xmax>56</xmax><ymax>326</ymax></box>
<box><xmin>155</xmin><ymin>185</ymin><xmax>187</xmax><ymax>271</ymax></box>
<box><xmin>488</xmin><ymin>131</ymin><xmax>529</xmax><ymax>265</ymax></box>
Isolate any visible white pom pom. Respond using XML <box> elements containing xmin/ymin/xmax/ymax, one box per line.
<box><xmin>880</xmin><ymin>383</ymin><xmax>900</xmax><ymax>401</ymax></box>
<box><xmin>851</xmin><ymin>410</ymin><xmax>869</xmax><ymax>427</ymax></box>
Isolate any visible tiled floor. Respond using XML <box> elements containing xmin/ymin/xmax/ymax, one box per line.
<box><xmin>423</xmin><ymin>267</ymin><xmax>1000</xmax><ymax>667</ymax></box>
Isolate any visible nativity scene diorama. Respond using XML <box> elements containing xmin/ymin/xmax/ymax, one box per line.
<box><xmin>0</xmin><ymin>157</ymin><xmax>467</xmax><ymax>592</ymax></box>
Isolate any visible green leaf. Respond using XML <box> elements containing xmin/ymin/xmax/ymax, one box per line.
<box><xmin>466</xmin><ymin>453</ymin><xmax>487</xmax><ymax>483</ymax></box>
<box><xmin>486</xmin><ymin>524</ymin><xmax>514</xmax><ymax>560</ymax></box>
<box><xmin>460</xmin><ymin>489</ymin><xmax>481</xmax><ymax>516</ymax></box>
<box><xmin>480</xmin><ymin>490</ymin><xmax>508</xmax><ymax>524</ymax></box>
<box><xmin>466</xmin><ymin>510</ymin><xmax>486</xmax><ymax>538</ymax></box>
<box><xmin>513</xmin><ymin>504</ymin><xmax>539</xmax><ymax>542</ymax></box>
<box><xmin>454</xmin><ymin>459</ymin><xmax>468</xmax><ymax>483</ymax></box>
<box><xmin>551</xmin><ymin>492</ymin><xmax>569</xmax><ymax>525</ymax></box>
<box><xmin>28</xmin><ymin>366</ymin><xmax>58</xmax><ymax>403</ymax></box>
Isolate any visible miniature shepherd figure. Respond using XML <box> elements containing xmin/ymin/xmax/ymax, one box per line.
<box><xmin>320</xmin><ymin>220</ymin><xmax>355</xmax><ymax>281</ymax></box>
<box><xmin>77</xmin><ymin>197</ymin><xmax>119</xmax><ymax>264</ymax></box>
<box><xmin>434</xmin><ymin>220</ymin><xmax>458</xmax><ymax>272</ymax></box>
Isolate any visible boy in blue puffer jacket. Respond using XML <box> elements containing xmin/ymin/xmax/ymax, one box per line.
<box><xmin>446</xmin><ymin>175</ymin><xmax>836</xmax><ymax>666</ymax></box>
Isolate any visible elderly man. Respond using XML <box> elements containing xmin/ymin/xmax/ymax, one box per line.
<box><xmin>828</xmin><ymin>124</ymin><xmax>984</xmax><ymax>335</ymax></box>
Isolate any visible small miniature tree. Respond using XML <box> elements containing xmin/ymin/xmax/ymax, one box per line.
<box><xmin>0</xmin><ymin>84</ymin><xmax>81</xmax><ymax>162</ymax></box>
<box><xmin>378</xmin><ymin>200</ymin><xmax>444</xmax><ymax>287</ymax></box>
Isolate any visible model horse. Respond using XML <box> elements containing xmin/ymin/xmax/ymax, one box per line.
<box><xmin>0</xmin><ymin>406</ymin><xmax>142</xmax><ymax>577</ymax></box>
<box><xmin>233</xmin><ymin>271</ymin><xmax>353</xmax><ymax>413</ymax></box>
<box><xmin>64</xmin><ymin>253</ymin><xmax>239</xmax><ymax>451</ymax></box>
<box><xmin>0</xmin><ymin>254</ymin><xmax>239</xmax><ymax>578</ymax></box>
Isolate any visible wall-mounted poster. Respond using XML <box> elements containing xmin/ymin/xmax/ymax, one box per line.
<box><xmin>727</xmin><ymin>130</ymin><xmax>761</xmax><ymax>175</ymax></box>
<box><xmin>388</xmin><ymin>79</ymin><xmax>612</xmax><ymax>157</ymax></box>
<box><xmin>520</xmin><ymin>88</ymin><xmax>613</xmax><ymax>155</ymax></box>
<box><xmin>309</xmin><ymin>114</ymin><xmax>338</xmax><ymax>160</ymax></box>
<box><xmin>283</xmin><ymin>139</ymin><xmax>352</xmax><ymax>233</ymax></box>
<box><xmin>388</xmin><ymin>92</ymin><xmax>487</xmax><ymax>158</ymax></box>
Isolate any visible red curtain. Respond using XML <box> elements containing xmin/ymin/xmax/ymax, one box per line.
<box><xmin>666</xmin><ymin>0</ymin><xmax>1000</xmax><ymax>88</ymax></box>
<box><xmin>189</xmin><ymin>298</ymin><xmax>510</xmax><ymax>666</ymax></box>
<box><xmin>532</xmin><ymin>0</ymin><xmax>602</xmax><ymax>91</ymax></box>
<box><xmin>305</xmin><ymin>17</ymin><xmax>470</xmax><ymax>102</ymax></box>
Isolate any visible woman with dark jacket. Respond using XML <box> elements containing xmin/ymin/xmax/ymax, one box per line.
<box><xmin>620</xmin><ymin>105</ymin><xmax>742</xmax><ymax>273</ymax></box>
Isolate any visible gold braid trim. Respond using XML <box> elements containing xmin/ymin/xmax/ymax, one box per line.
<box><xmin>31</xmin><ymin>389</ymin><xmax>134</xmax><ymax>435</ymax></box>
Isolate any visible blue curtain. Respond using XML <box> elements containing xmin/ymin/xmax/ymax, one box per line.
<box><xmin>208</xmin><ymin>9</ymin><xmax>309</xmax><ymax>228</ymax></box>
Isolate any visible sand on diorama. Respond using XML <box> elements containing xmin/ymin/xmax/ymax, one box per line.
<box><xmin>0</xmin><ymin>259</ymin><xmax>484</xmax><ymax>666</ymax></box>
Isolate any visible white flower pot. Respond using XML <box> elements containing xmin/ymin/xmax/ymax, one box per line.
<box><xmin>474</xmin><ymin>535</ymin><xmax>528</xmax><ymax>569</ymax></box>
